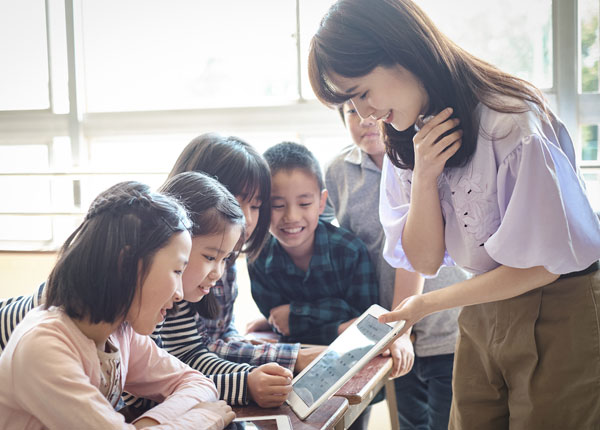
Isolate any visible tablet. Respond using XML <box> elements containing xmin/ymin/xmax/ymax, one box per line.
<box><xmin>226</xmin><ymin>415</ymin><xmax>291</xmax><ymax>430</ymax></box>
<box><xmin>287</xmin><ymin>304</ymin><xmax>405</xmax><ymax>419</ymax></box>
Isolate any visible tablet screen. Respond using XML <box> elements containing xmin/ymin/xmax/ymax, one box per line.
<box><xmin>292</xmin><ymin>315</ymin><xmax>392</xmax><ymax>406</ymax></box>
<box><xmin>225</xmin><ymin>419</ymin><xmax>278</xmax><ymax>430</ymax></box>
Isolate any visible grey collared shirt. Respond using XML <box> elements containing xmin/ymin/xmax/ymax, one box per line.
<box><xmin>324</xmin><ymin>145</ymin><xmax>465</xmax><ymax>356</ymax></box>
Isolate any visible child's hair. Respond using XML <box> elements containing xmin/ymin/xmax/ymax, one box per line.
<box><xmin>263</xmin><ymin>142</ymin><xmax>325</xmax><ymax>191</ymax></box>
<box><xmin>159</xmin><ymin>171</ymin><xmax>246</xmax><ymax>319</ymax></box>
<box><xmin>169</xmin><ymin>133</ymin><xmax>271</xmax><ymax>262</ymax></box>
<box><xmin>308</xmin><ymin>0</ymin><xmax>546</xmax><ymax>170</ymax></box>
<box><xmin>337</xmin><ymin>104</ymin><xmax>348</xmax><ymax>125</ymax></box>
<box><xmin>45</xmin><ymin>181</ymin><xmax>191</xmax><ymax>324</ymax></box>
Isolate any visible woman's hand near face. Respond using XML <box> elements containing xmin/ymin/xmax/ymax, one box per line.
<box><xmin>403</xmin><ymin>108</ymin><xmax>461</xmax><ymax>274</ymax></box>
<box><xmin>247</xmin><ymin>363</ymin><xmax>293</xmax><ymax>408</ymax></box>
<box><xmin>412</xmin><ymin>108</ymin><xmax>462</xmax><ymax>183</ymax></box>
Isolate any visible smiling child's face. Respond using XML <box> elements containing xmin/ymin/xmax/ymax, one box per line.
<box><xmin>342</xmin><ymin>101</ymin><xmax>386</xmax><ymax>158</ymax></box>
<box><xmin>126</xmin><ymin>231</ymin><xmax>191</xmax><ymax>335</ymax></box>
<box><xmin>182</xmin><ymin>226</ymin><xmax>243</xmax><ymax>303</ymax></box>
<box><xmin>269</xmin><ymin>168</ymin><xmax>327</xmax><ymax>257</ymax></box>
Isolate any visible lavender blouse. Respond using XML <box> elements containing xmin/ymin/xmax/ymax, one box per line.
<box><xmin>380</xmin><ymin>97</ymin><xmax>600</xmax><ymax>276</ymax></box>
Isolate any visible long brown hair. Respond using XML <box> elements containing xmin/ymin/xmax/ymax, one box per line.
<box><xmin>308</xmin><ymin>0</ymin><xmax>546</xmax><ymax>169</ymax></box>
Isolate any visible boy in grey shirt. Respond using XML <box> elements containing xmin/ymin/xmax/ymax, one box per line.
<box><xmin>324</xmin><ymin>101</ymin><xmax>467</xmax><ymax>430</ymax></box>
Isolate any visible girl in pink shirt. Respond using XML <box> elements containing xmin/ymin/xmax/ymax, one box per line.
<box><xmin>0</xmin><ymin>180</ymin><xmax>235</xmax><ymax>429</ymax></box>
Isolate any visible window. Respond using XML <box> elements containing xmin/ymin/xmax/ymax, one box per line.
<box><xmin>420</xmin><ymin>0</ymin><xmax>553</xmax><ymax>89</ymax></box>
<box><xmin>81</xmin><ymin>0</ymin><xmax>298</xmax><ymax>111</ymax></box>
<box><xmin>0</xmin><ymin>1</ymin><xmax>50</xmax><ymax>110</ymax></box>
<box><xmin>0</xmin><ymin>0</ymin><xmax>598</xmax><ymax>250</ymax></box>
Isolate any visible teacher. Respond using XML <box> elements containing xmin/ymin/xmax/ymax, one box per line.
<box><xmin>307</xmin><ymin>0</ymin><xmax>600</xmax><ymax>428</ymax></box>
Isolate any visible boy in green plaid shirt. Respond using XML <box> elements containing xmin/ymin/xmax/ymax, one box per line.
<box><xmin>248</xmin><ymin>142</ymin><xmax>379</xmax><ymax>345</ymax></box>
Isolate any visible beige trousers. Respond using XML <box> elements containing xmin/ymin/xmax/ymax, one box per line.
<box><xmin>449</xmin><ymin>269</ymin><xmax>600</xmax><ymax>430</ymax></box>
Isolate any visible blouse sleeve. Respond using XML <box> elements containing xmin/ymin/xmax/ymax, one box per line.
<box><xmin>486</xmin><ymin>133</ymin><xmax>600</xmax><ymax>274</ymax></box>
<box><xmin>379</xmin><ymin>156</ymin><xmax>455</xmax><ymax>275</ymax></box>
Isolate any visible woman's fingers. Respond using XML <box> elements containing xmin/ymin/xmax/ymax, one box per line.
<box><xmin>412</xmin><ymin>108</ymin><xmax>461</xmax><ymax>179</ymax></box>
<box><xmin>436</xmin><ymin>129</ymin><xmax>462</xmax><ymax>156</ymax></box>
<box><xmin>419</xmin><ymin>107</ymin><xmax>454</xmax><ymax>135</ymax></box>
<box><xmin>425</xmin><ymin>118</ymin><xmax>461</xmax><ymax>146</ymax></box>
<box><xmin>378</xmin><ymin>309</ymin><xmax>405</xmax><ymax>324</ymax></box>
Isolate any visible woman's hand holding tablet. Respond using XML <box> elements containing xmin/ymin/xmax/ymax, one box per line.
<box><xmin>286</xmin><ymin>304</ymin><xmax>405</xmax><ymax>419</ymax></box>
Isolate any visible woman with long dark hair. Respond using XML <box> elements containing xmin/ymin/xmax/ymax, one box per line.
<box><xmin>308</xmin><ymin>0</ymin><xmax>600</xmax><ymax>428</ymax></box>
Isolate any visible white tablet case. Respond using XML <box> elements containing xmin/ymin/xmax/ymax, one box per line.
<box><xmin>287</xmin><ymin>304</ymin><xmax>404</xmax><ymax>419</ymax></box>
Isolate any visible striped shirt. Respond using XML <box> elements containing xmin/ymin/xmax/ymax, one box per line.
<box><xmin>201</xmin><ymin>264</ymin><xmax>300</xmax><ymax>371</ymax></box>
<box><xmin>248</xmin><ymin>221</ymin><xmax>379</xmax><ymax>345</ymax></box>
<box><xmin>0</xmin><ymin>284</ymin><xmax>44</xmax><ymax>353</ymax></box>
<box><xmin>126</xmin><ymin>300</ymin><xmax>256</xmax><ymax>407</ymax></box>
<box><xmin>1</xmin><ymin>288</ymin><xmax>254</xmax><ymax>406</ymax></box>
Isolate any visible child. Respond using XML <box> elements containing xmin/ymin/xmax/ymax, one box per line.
<box><xmin>168</xmin><ymin>133</ymin><xmax>323</xmax><ymax>372</ymax></box>
<box><xmin>248</xmin><ymin>141</ymin><xmax>379</xmax><ymax>345</ymax></box>
<box><xmin>325</xmin><ymin>101</ymin><xmax>466</xmax><ymax>429</ymax></box>
<box><xmin>1</xmin><ymin>172</ymin><xmax>292</xmax><ymax>409</ymax></box>
<box><xmin>308</xmin><ymin>0</ymin><xmax>600</xmax><ymax>427</ymax></box>
<box><xmin>0</xmin><ymin>181</ymin><xmax>234</xmax><ymax>429</ymax></box>
<box><xmin>145</xmin><ymin>171</ymin><xmax>293</xmax><ymax>408</ymax></box>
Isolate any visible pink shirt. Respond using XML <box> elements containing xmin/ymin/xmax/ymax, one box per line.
<box><xmin>0</xmin><ymin>307</ymin><xmax>223</xmax><ymax>430</ymax></box>
<box><xmin>380</xmin><ymin>99</ymin><xmax>600</xmax><ymax>275</ymax></box>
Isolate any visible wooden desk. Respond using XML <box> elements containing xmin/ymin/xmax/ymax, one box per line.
<box><xmin>333</xmin><ymin>356</ymin><xmax>399</xmax><ymax>430</ymax></box>
<box><xmin>233</xmin><ymin>396</ymin><xmax>348</xmax><ymax>430</ymax></box>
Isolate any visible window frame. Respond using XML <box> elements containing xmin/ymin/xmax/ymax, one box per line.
<box><xmin>0</xmin><ymin>0</ymin><xmax>598</xmax><ymax>250</ymax></box>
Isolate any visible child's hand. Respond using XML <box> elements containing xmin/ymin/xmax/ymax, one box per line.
<box><xmin>245</xmin><ymin>316</ymin><xmax>271</xmax><ymax>334</ymax></box>
<box><xmin>382</xmin><ymin>332</ymin><xmax>415</xmax><ymax>378</ymax></box>
<box><xmin>294</xmin><ymin>346</ymin><xmax>326</xmax><ymax>373</ymax></box>
<box><xmin>268</xmin><ymin>304</ymin><xmax>291</xmax><ymax>336</ymax></box>
<box><xmin>247</xmin><ymin>363</ymin><xmax>293</xmax><ymax>408</ymax></box>
<box><xmin>190</xmin><ymin>400</ymin><xmax>236</xmax><ymax>427</ymax></box>
<box><xmin>139</xmin><ymin>400</ymin><xmax>235</xmax><ymax>429</ymax></box>
<box><xmin>247</xmin><ymin>337</ymin><xmax>279</xmax><ymax>345</ymax></box>
<box><xmin>412</xmin><ymin>107</ymin><xmax>462</xmax><ymax>182</ymax></box>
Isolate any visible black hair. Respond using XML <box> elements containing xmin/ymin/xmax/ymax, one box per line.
<box><xmin>308</xmin><ymin>0</ymin><xmax>546</xmax><ymax>170</ymax></box>
<box><xmin>44</xmin><ymin>181</ymin><xmax>191</xmax><ymax>324</ymax></box>
<box><xmin>159</xmin><ymin>171</ymin><xmax>245</xmax><ymax>319</ymax></box>
<box><xmin>263</xmin><ymin>142</ymin><xmax>325</xmax><ymax>191</ymax></box>
<box><xmin>169</xmin><ymin>133</ymin><xmax>271</xmax><ymax>262</ymax></box>
<box><xmin>337</xmin><ymin>103</ymin><xmax>348</xmax><ymax>125</ymax></box>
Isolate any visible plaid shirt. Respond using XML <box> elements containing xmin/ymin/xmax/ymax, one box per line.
<box><xmin>200</xmin><ymin>264</ymin><xmax>300</xmax><ymax>371</ymax></box>
<box><xmin>248</xmin><ymin>221</ymin><xmax>379</xmax><ymax>345</ymax></box>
